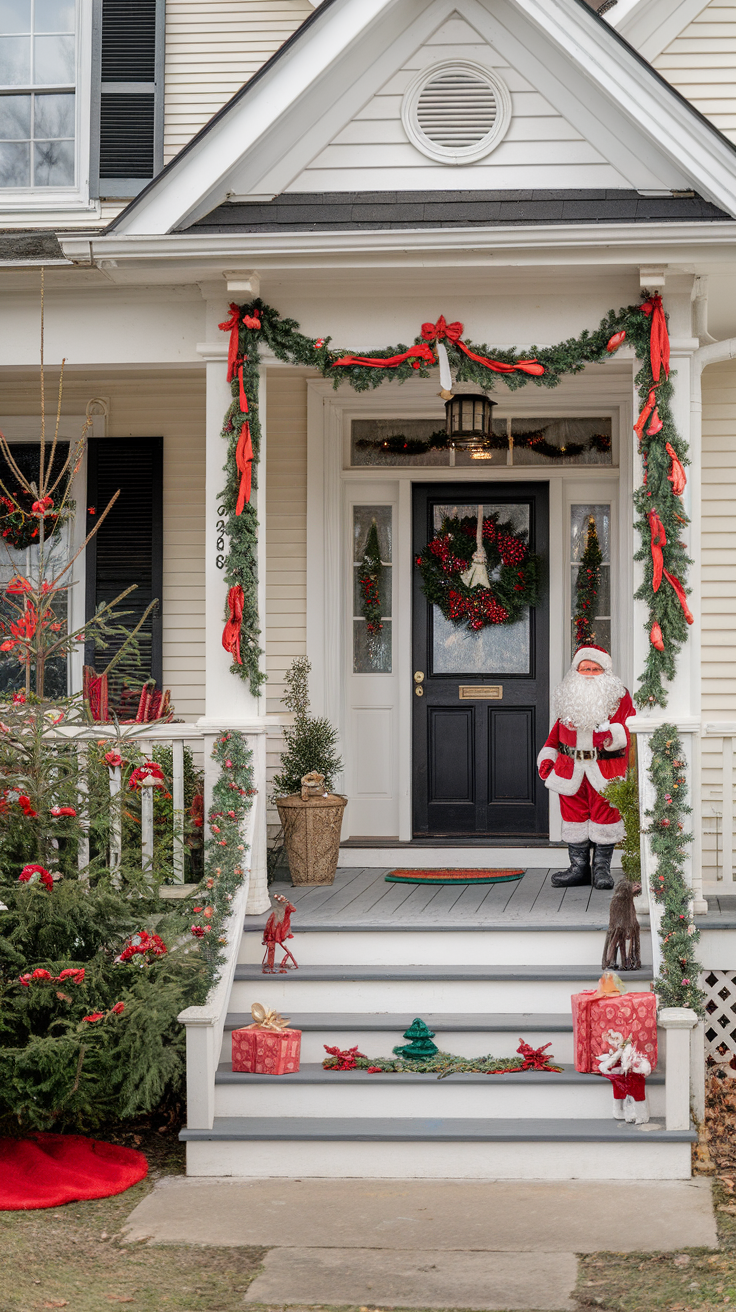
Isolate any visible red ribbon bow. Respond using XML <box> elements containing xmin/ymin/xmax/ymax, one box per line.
<box><xmin>421</xmin><ymin>315</ymin><xmax>463</xmax><ymax>344</ymax></box>
<box><xmin>218</xmin><ymin>303</ymin><xmax>242</xmax><ymax>383</ymax></box>
<box><xmin>235</xmin><ymin>423</ymin><xmax>254</xmax><ymax>515</ymax></box>
<box><xmin>640</xmin><ymin>294</ymin><xmax>670</xmax><ymax>383</ymax></box>
<box><xmin>222</xmin><ymin>585</ymin><xmax>245</xmax><ymax>664</ymax></box>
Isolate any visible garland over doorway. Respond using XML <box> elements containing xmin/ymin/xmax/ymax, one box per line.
<box><xmin>218</xmin><ymin>296</ymin><xmax>690</xmax><ymax>707</ymax></box>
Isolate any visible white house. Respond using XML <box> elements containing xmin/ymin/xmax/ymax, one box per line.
<box><xmin>2</xmin><ymin>0</ymin><xmax>736</xmax><ymax>1180</ymax></box>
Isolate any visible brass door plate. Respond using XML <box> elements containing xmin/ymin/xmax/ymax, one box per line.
<box><xmin>458</xmin><ymin>685</ymin><xmax>502</xmax><ymax>700</ymax></box>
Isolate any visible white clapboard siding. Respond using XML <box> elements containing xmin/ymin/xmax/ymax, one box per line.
<box><xmin>287</xmin><ymin>14</ymin><xmax>634</xmax><ymax>192</ymax></box>
<box><xmin>701</xmin><ymin>359</ymin><xmax>736</xmax><ymax>877</ymax></box>
<box><xmin>265</xmin><ymin>370</ymin><xmax>308</xmax><ymax>824</ymax></box>
<box><xmin>0</xmin><ymin>370</ymin><xmax>206</xmax><ymax>722</ymax></box>
<box><xmin>164</xmin><ymin>0</ymin><xmax>313</xmax><ymax>162</ymax></box>
<box><xmin>653</xmin><ymin>3</ymin><xmax>736</xmax><ymax>143</ymax></box>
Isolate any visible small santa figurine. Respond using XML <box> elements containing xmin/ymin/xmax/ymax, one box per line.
<box><xmin>537</xmin><ymin>644</ymin><xmax>634</xmax><ymax>890</ymax></box>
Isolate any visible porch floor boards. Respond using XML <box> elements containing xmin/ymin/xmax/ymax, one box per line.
<box><xmin>254</xmin><ymin>866</ymin><xmax>614</xmax><ymax>930</ymax></box>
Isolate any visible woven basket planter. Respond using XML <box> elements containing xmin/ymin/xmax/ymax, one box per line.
<box><xmin>275</xmin><ymin>793</ymin><xmax>347</xmax><ymax>886</ymax></box>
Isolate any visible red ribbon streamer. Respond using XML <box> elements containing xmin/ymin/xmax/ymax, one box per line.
<box><xmin>235</xmin><ymin>422</ymin><xmax>253</xmax><ymax>515</ymax></box>
<box><xmin>222</xmin><ymin>585</ymin><xmax>244</xmax><ymax>664</ymax></box>
<box><xmin>648</xmin><ymin>511</ymin><xmax>666</xmax><ymax>592</ymax></box>
<box><xmin>332</xmin><ymin>343</ymin><xmax>435</xmax><ymax>369</ymax></box>
<box><xmin>218</xmin><ymin>303</ymin><xmax>242</xmax><ymax>383</ymax></box>
<box><xmin>238</xmin><ymin>364</ymin><xmax>248</xmax><ymax>414</ymax></box>
<box><xmin>421</xmin><ymin>316</ymin><xmax>545</xmax><ymax>375</ymax></box>
<box><xmin>665</xmin><ymin>442</ymin><xmax>687</xmax><ymax>495</ymax></box>
<box><xmin>634</xmin><ymin>388</ymin><xmax>657</xmax><ymax>440</ymax></box>
<box><xmin>640</xmin><ymin>294</ymin><xmax>670</xmax><ymax>382</ymax></box>
<box><xmin>662</xmin><ymin>568</ymin><xmax>694</xmax><ymax>624</ymax></box>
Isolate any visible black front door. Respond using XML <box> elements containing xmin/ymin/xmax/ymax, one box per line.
<box><xmin>412</xmin><ymin>482</ymin><xmax>549</xmax><ymax>838</ymax></box>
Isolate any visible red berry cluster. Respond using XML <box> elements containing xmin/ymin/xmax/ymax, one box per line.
<box><xmin>448</xmin><ymin>589</ymin><xmax>509</xmax><ymax>629</ymax></box>
<box><xmin>496</xmin><ymin>532</ymin><xmax>526</xmax><ymax>566</ymax></box>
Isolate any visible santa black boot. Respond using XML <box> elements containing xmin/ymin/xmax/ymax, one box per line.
<box><xmin>592</xmin><ymin>843</ymin><xmax>615</xmax><ymax>890</ymax></box>
<box><xmin>550</xmin><ymin>842</ymin><xmax>592</xmax><ymax>888</ymax></box>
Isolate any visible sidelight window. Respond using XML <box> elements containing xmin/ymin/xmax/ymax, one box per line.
<box><xmin>352</xmin><ymin>505</ymin><xmax>392</xmax><ymax>673</ymax></box>
<box><xmin>570</xmin><ymin>503</ymin><xmax>611</xmax><ymax>657</ymax></box>
<box><xmin>0</xmin><ymin>0</ymin><xmax>76</xmax><ymax>188</ymax></box>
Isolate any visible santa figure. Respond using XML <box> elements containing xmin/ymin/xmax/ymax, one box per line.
<box><xmin>537</xmin><ymin>644</ymin><xmax>634</xmax><ymax>890</ymax></box>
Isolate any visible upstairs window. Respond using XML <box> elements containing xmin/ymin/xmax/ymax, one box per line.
<box><xmin>0</xmin><ymin>0</ymin><xmax>76</xmax><ymax>188</ymax></box>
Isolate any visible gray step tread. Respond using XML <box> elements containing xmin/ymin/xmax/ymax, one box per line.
<box><xmin>215</xmin><ymin>1061</ymin><xmax>664</xmax><ymax>1085</ymax></box>
<box><xmin>224</xmin><ymin>1011</ymin><xmax>575</xmax><ymax>1032</ymax></box>
<box><xmin>234</xmin><ymin>964</ymin><xmax>653</xmax><ymax>982</ymax></box>
<box><xmin>244</xmin><ymin>920</ymin><xmax>642</xmax><ymax>933</ymax></box>
<box><xmin>181</xmin><ymin>1116</ymin><xmax>694</xmax><ymax>1143</ymax></box>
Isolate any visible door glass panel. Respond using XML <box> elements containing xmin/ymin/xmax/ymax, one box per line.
<box><xmin>353</xmin><ymin>504</ymin><xmax>392</xmax><ymax>673</ymax></box>
<box><xmin>430</xmin><ymin>502</ymin><xmax>531</xmax><ymax>675</ymax></box>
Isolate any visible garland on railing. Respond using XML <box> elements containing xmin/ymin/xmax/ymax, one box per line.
<box><xmin>573</xmin><ymin>516</ymin><xmax>602</xmax><ymax>648</ymax></box>
<box><xmin>218</xmin><ymin>296</ymin><xmax>690</xmax><ymax>707</ymax></box>
<box><xmin>192</xmin><ymin>730</ymin><xmax>256</xmax><ymax>987</ymax></box>
<box><xmin>646</xmin><ymin>723</ymin><xmax>702</xmax><ymax>1013</ymax></box>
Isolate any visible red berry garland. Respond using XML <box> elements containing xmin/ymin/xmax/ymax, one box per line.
<box><xmin>416</xmin><ymin>513</ymin><xmax>541</xmax><ymax>631</ymax></box>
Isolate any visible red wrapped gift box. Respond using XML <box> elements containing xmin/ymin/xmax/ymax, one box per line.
<box><xmin>231</xmin><ymin>1025</ymin><xmax>301</xmax><ymax>1075</ymax></box>
<box><xmin>572</xmin><ymin>989</ymin><xmax>657</xmax><ymax>1073</ymax></box>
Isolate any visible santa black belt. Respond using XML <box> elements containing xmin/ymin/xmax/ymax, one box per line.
<box><xmin>557</xmin><ymin>744</ymin><xmax>626</xmax><ymax>762</ymax></box>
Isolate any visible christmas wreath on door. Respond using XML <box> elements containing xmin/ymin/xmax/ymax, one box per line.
<box><xmin>415</xmin><ymin>507</ymin><xmax>541</xmax><ymax>631</ymax></box>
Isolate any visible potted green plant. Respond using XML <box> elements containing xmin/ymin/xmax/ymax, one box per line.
<box><xmin>272</xmin><ymin>657</ymin><xmax>346</xmax><ymax>886</ymax></box>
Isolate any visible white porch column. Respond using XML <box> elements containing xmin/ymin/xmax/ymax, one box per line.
<box><xmin>195</xmin><ymin>282</ymin><xmax>270</xmax><ymax>914</ymax></box>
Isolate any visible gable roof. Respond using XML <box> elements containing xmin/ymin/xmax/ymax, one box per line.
<box><xmin>106</xmin><ymin>0</ymin><xmax>736</xmax><ymax>237</ymax></box>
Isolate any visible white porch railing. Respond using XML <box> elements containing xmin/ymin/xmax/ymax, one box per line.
<box><xmin>701</xmin><ymin>722</ymin><xmax>736</xmax><ymax>884</ymax></box>
<box><xmin>177</xmin><ymin>792</ymin><xmax>256</xmax><ymax>1129</ymax></box>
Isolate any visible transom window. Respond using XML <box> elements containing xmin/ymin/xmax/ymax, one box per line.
<box><xmin>0</xmin><ymin>0</ymin><xmax>76</xmax><ymax>188</ymax></box>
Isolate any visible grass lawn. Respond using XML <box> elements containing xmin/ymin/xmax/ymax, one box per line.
<box><xmin>0</xmin><ymin>1129</ymin><xmax>266</xmax><ymax>1312</ymax></box>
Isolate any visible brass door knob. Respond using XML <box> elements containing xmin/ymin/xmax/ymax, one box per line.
<box><xmin>415</xmin><ymin>686</ymin><xmax>424</xmax><ymax>697</ymax></box>
<box><xmin>413</xmin><ymin>671</ymin><xmax>425</xmax><ymax>683</ymax></box>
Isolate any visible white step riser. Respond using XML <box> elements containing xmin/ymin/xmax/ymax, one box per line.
<box><xmin>220</xmin><ymin>1029</ymin><xmax>577</xmax><ymax>1064</ymax></box>
<box><xmin>185</xmin><ymin>1139</ymin><xmax>691</xmax><ymax>1180</ymax></box>
<box><xmin>213</xmin><ymin>1081</ymin><xmax>665</xmax><ymax>1120</ymax></box>
<box><xmin>240</xmin><ymin>929</ymin><xmax>652</xmax><ymax>968</ymax></box>
<box><xmin>230</xmin><ymin>979</ymin><xmax>620</xmax><ymax>1012</ymax></box>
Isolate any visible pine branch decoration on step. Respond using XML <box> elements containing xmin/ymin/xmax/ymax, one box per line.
<box><xmin>573</xmin><ymin>515</ymin><xmax>602</xmax><ymax>648</ymax></box>
<box><xmin>646</xmin><ymin>723</ymin><xmax>702</xmax><ymax>1012</ymax></box>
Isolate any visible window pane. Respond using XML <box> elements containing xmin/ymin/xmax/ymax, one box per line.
<box><xmin>353</xmin><ymin>504</ymin><xmax>392</xmax><ymax>563</ymax></box>
<box><xmin>35</xmin><ymin>0</ymin><xmax>75</xmax><ymax>32</ymax></box>
<box><xmin>34</xmin><ymin>91</ymin><xmax>74</xmax><ymax>138</ymax></box>
<box><xmin>570</xmin><ymin>504</ymin><xmax>610</xmax><ymax>562</ymax></box>
<box><xmin>0</xmin><ymin>35</ymin><xmax>30</xmax><ymax>83</ymax></box>
<box><xmin>571</xmin><ymin>564</ymin><xmax>611</xmax><ymax>614</ymax></box>
<box><xmin>353</xmin><ymin>505</ymin><xmax>392</xmax><ymax>673</ymax></box>
<box><xmin>33</xmin><ymin>135</ymin><xmax>73</xmax><ymax>184</ymax></box>
<box><xmin>34</xmin><ymin>33</ymin><xmax>74</xmax><ymax>84</ymax></box>
<box><xmin>0</xmin><ymin>0</ymin><xmax>30</xmax><ymax>33</ymax></box>
<box><xmin>0</xmin><ymin>138</ymin><xmax>29</xmax><ymax>183</ymax></box>
<box><xmin>354</xmin><ymin>619</ymin><xmax>392</xmax><ymax>674</ymax></box>
<box><xmin>0</xmin><ymin>93</ymin><xmax>30</xmax><ymax>137</ymax></box>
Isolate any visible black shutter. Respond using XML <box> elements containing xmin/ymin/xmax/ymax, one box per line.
<box><xmin>92</xmin><ymin>0</ymin><xmax>164</xmax><ymax>198</ymax></box>
<box><xmin>85</xmin><ymin>438</ymin><xmax>163</xmax><ymax>695</ymax></box>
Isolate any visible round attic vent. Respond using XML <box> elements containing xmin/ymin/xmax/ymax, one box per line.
<box><xmin>402</xmin><ymin>61</ymin><xmax>511</xmax><ymax>164</ymax></box>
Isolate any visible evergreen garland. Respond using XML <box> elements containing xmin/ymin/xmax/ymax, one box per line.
<box><xmin>646</xmin><ymin>723</ymin><xmax>702</xmax><ymax>1012</ymax></box>
<box><xmin>357</xmin><ymin>428</ymin><xmax>611</xmax><ymax>459</ymax></box>
<box><xmin>221</xmin><ymin>296</ymin><xmax>689</xmax><ymax>707</ymax></box>
<box><xmin>357</xmin><ymin>519</ymin><xmax>383</xmax><ymax>661</ymax></box>
<box><xmin>415</xmin><ymin>512</ymin><xmax>540</xmax><ymax>631</ymax></box>
<box><xmin>573</xmin><ymin>515</ymin><xmax>603</xmax><ymax>648</ymax></box>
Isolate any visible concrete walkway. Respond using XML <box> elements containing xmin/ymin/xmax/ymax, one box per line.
<box><xmin>123</xmin><ymin>1177</ymin><xmax>716</xmax><ymax>1311</ymax></box>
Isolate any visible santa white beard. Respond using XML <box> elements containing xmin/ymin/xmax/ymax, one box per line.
<box><xmin>553</xmin><ymin>668</ymin><xmax>626</xmax><ymax>732</ymax></box>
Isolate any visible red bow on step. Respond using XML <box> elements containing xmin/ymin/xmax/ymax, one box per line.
<box><xmin>222</xmin><ymin>585</ymin><xmax>244</xmax><ymax>664</ymax></box>
<box><xmin>218</xmin><ymin>303</ymin><xmax>242</xmax><ymax>383</ymax></box>
<box><xmin>235</xmin><ymin>423</ymin><xmax>253</xmax><ymax>515</ymax></box>
<box><xmin>640</xmin><ymin>294</ymin><xmax>670</xmax><ymax>383</ymax></box>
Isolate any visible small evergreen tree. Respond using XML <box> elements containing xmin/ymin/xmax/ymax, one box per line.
<box><xmin>272</xmin><ymin>656</ymin><xmax>343</xmax><ymax>797</ymax></box>
<box><xmin>602</xmin><ymin>751</ymin><xmax>642</xmax><ymax>883</ymax></box>
<box><xmin>393</xmin><ymin>1018</ymin><xmax>439</xmax><ymax>1060</ymax></box>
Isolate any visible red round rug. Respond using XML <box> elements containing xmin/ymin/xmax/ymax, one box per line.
<box><xmin>0</xmin><ymin>1133</ymin><xmax>148</xmax><ymax>1210</ymax></box>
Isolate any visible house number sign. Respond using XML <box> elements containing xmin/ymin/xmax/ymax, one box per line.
<box><xmin>216</xmin><ymin>503</ymin><xmax>227</xmax><ymax>568</ymax></box>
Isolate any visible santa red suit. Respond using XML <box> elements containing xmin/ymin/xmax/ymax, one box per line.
<box><xmin>538</xmin><ymin>644</ymin><xmax>634</xmax><ymax>889</ymax></box>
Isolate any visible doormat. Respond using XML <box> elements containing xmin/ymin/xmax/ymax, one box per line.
<box><xmin>385</xmin><ymin>868</ymin><xmax>525</xmax><ymax>885</ymax></box>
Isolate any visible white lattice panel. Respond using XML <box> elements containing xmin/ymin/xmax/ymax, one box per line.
<box><xmin>704</xmin><ymin>970</ymin><xmax>736</xmax><ymax>1059</ymax></box>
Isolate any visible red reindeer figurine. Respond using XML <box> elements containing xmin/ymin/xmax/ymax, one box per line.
<box><xmin>262</xmin><ymin>894</ymin><xmax>298</xmax><ymax>974</ymax></box>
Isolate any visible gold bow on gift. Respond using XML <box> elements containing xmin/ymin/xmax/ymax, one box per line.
<box><xmin>248</xmin><ymin>1002</ymin><xmax>290</xmax><ymax>1030</ymax></box>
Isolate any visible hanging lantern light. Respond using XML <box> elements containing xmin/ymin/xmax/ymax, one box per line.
<box><xmin>444</xmin><ymin>392</ymin><xmax>497</xmax><ymax>455</ymax></box>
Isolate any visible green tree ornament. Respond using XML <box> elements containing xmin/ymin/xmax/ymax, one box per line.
<box><xmin>393</xmin><ymin>1017</ymin><xmax>439</xmax><ymax>1060</ymax></box>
